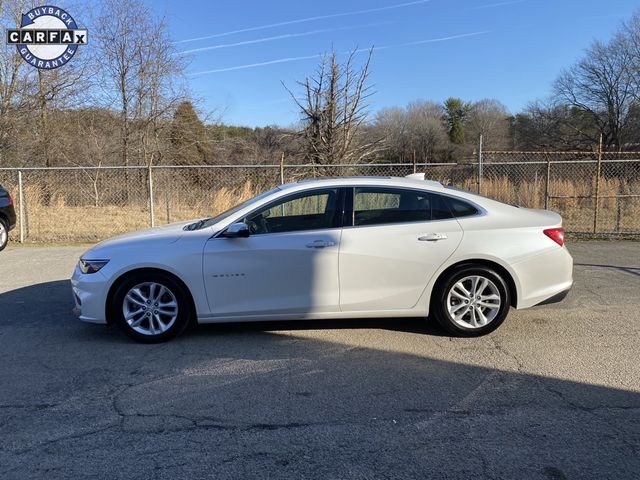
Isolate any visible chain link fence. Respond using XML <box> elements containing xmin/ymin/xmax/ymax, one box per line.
<box><xmin>1</xmin><ymin>152</ymin><xmax>639</xmax><ymax>243</ymax></box>
<box><xmin>481</xmin><ymin>151</ymin><xmax>640</xmax><ymax>235</ymax></box>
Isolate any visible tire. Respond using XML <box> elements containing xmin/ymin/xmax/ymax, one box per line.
<box><xmin>0</xmin><ymin>218</ymin><xmax>8</xmax><ymax>252</ymax></box>
<box><xmin>432</xmin><ymin>264</ymin><xmax>511</xmax><ymax>337</ymax></box>
<box><xmin>111</xmin><ymin>271</ymin><xmax>193</xmax><ymax>343</ymax></box>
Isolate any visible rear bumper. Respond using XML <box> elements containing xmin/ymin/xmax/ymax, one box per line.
<box><xmin>533</xmin><ymin>287</ymin><xmax>571</xmax><ymax>306</ymax></box>
<box><xmin>512</xmin><ymin>246</ymin><xmax>573</xmax><ymax>309</ymax></box>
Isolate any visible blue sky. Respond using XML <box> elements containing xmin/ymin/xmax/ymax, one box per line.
<box><xmin>152</xmin><ymin>0</ymin><xmax>638</xmax><ymax>127</ymax></box>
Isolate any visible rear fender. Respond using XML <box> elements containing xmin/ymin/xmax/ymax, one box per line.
<box><xmin>417</xmin><ymin>253</ymin><xmax>522</xmax><ymax>316</ymax></box>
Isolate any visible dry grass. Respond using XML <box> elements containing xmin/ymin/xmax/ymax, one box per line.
<box><xmin>480</xmin><ymin>176</ymin><xmax>640</xmax><ymax>232</ymax></box>
<box><xmin>11</xmin><ymin>181</ymin><xmax>258</xmax><ymax>243</ymax></box>
<box><xmin>7</xmin><ymin>177</ymin><xmax>640</xmax><ymax>243</ymax></box>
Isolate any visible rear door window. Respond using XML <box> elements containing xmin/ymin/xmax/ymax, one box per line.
<box><xmin>352</xmin><ymin>187</ymin><xmax>453</xmax><ymax>226</ymax></box>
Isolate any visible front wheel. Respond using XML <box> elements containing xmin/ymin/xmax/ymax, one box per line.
<box><xmin>432</xmin><ymin>265</ymin><xmax>511</xmax><ymax>337</ymax></box>
<box><xmin>111</xmin><ymin>272</ymin><xmax>193</xmax><ymax>343</ymax></box>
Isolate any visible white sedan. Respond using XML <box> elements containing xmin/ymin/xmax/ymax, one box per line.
<box><xmin>71</xmin><ymin>175</ymin><xmax>573</xmax><ymax>342</ymax></box>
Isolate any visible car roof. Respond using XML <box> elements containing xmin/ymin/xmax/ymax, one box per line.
<box><xmin>279</xmin><ymin>176</ymin><xmax>446</xmax><ymax>192</ymax></box>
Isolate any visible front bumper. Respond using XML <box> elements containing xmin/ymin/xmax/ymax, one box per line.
<box><xmin>71</xmin><ymin>265</ymin><xmax>109</xmax><ymax>324</ymax></box>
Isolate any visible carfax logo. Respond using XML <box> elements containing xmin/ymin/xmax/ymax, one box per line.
<box><xmin>6</xmin><ymin>5</ymin><xmax>87</xmax><ymax>70</ymax></box>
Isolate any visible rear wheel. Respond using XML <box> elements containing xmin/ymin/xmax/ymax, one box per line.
<box><xmin>0</xmin><ymin>218</ymin><xmax>8</xmax><ymax>252</ymax></box>
<box><xmin>111</xmin><ymin>272</ymin><xmax>192</xmax><ymax>343</ymax></box>
<box><xmin>432</xmin><ymin>265</ymin><xmax>511</xmax><ymax>336</ymax></box>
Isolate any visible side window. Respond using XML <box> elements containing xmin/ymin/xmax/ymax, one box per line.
<box><xmin>245</xmin><ymin>189</ymin><xmax>340</xmax><ymax>234</ymax></box>
<box><xmin>430</xmin><ymin>193</ymin><xmax>454</xmax><ymax>220</ymax></box>
<box><xmin>447</xmin><ymin>196</ymin><xmax>479</xmax><ymax>218</ymax></box>
<box><xmin>353</xmin><ymin>187</ymin><xmax>450</xmax><ymax>226</ymax></box>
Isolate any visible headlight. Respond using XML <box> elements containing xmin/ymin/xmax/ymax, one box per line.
<box><xmin>79</xmin><ymin>259</ymin><xmax>109</xmax><ymax>274</ymax></box>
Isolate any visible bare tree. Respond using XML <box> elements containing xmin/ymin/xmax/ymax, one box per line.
<box><xmin>513</xmin><ymin>99</ymin><xmax>600</xmax><ymax>150</ymax></box>
<box><xmin>62</xmin><ymin>109</ymin><xmax>114</xmax><ymax>207</ymax></box>
<box><xmin>132</xmin><ymin>13</ymin><xmax>187</xmax><ymax>169</ymax></box>
<box><xmin>93</xmin><ymin>0</ymin><xmax>138</xmax><ymax>167</ymax></box>
<box><xmin>466</xmin><ymin>99</ymin><xmax>512</xmax><ymax>150</ymax></box>
<box><xmin>92</xmin><ymin>0</ymin><xmax>186</xmax><ymax>168</ymax></box>
<box><xmin>0</xmin><ymin>0</ymin><xmax>29</xmax><ymax>113</ymax></box>
<box><xmin>285</xmin><ymin>49</ymin><xmax>383</xmax><ymax>165</ymax></box>
<box><xmin>373</xmin><ymin>101</ymin><xmax>449</xmax><ymax>162</ymax></box>
<box><xmin>553</xmin><ymin>37</ymin><xmax>638</xmax><ymax>150</ymax></box>
<box><xmin>91</xmin><ymin>0</ymin><xmax>187</xmax><ymax>211</ymax></box>
<box><xmin>621</xmin><ymin>10</ymin><xmax>640</xmax><ymax>101</ymax></box>
<box><xmin>0</xmin><ymin>0</ymin><xmax>30</xmax><ymax>166</ymax></box>
<box><xmin>405</xmin><ymin>101</ymin><xmax>449</xmax><ymax>161</ymax></box>
<box><xmin>374</xmin><ymin>106</ymin><xmax>409</xmax><ymax>161</ymax></box>
<box><xmin>30</xmin><ymin>56</ymin><xmax>88</xmax><ymax>166</ymax></box>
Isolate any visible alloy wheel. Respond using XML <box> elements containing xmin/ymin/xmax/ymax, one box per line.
<box><xmin>122</xmin><ymin>282</ymin><xmax>179</xmax><ymax>336</ymax></box>
<box><xmin>446</xmin><ymin>275</ymin><xmax>501</xmax><ymax>329</ymax></box>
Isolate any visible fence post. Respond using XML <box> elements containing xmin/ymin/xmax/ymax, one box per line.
<box><xmin>280</xmin><ymin>152</ymin><xmax>285</xmax><ymax>184</ymax></box>
<box><xmin>593</xmin><ymin>135</ymin><xmax>603</xmax><ymax>233</ymax></box>
<box><xmin>544</xmin><ymin>152</ymin><xmax>550</xmax><ymax>210</ymax></box>
<box><xmin>148</xmin><ymin>164</ymin><xmax>155</xmax><ymax>228</ymax></box>
<box><xmin>17</xmin><ymin>170</ymin><xmax>24</xmax><ymax>243</ymax></box>
<box><xmin>412</xmin><ymin>150</ymin><xmax>417</xmax><ymax>174</ymax></box>
<box><xmin>165</xmin><ymin>191</ymin><xmax>171</xmax><ymax>225</ymax></box>
<box><xmin>615</xmin><ymin>194</ymin><xmax>621</xmax><ymax>232</ymax></box>
<box><xmin>477</xmin><ymin>135</ymin><xmax>483</xmax><ymax>194</ymax></box>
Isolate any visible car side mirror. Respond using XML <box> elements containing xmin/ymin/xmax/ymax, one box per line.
<box><xmin>222</xmin><ymin>222</ymin><xmax>250</xmax><ymax>238</ymax></box>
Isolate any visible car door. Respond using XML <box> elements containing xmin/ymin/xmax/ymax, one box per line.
<box><xmin>339</xmin><ymin>186</ymin><xmax>463</xmax><ymax>312</ymax></box>
<box><xmin>203</xmin><ymin>187</ymin><xmax>345</xmax><ymax>317</ymax></box>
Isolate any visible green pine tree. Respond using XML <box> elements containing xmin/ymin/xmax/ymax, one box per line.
<box><xmin>443</xmin><ymin>97</ymin><xmax>471</xmax><ymax>145</ymax></box>
<box><xmin>170</xmin><ymin>101</ymin><xmax>209</xmax><ymax>165</ymax></box>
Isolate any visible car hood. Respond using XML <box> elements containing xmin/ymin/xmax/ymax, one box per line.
<box><xmin>83</xmin><ymin>220</ymin><xmax>199</xmax><ymax>257</ymax></box>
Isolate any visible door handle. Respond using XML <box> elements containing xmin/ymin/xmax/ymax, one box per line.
<box><xmin>306</xmin><ymin>240</ymin><xmax>336</xmax><ymax>248</ymax></box>
<box><xmin>418</xmin><ymin>233</ymin><xmax>448</xmax><ymax>242</ymax></box>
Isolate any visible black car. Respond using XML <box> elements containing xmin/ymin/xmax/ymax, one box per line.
<box><xmin>0</xmin><ymin>184</ymin><xmax>16</xmax><ymax>251</ymax></box>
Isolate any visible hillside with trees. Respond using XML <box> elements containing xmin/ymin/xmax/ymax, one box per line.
<box><xmin>1</xmin><ymin>1</ymin><xmax>639</xmax><ymax>170</ymax></box>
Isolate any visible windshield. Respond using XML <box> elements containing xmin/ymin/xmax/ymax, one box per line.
<box><xmin>184</xmin><ymin>187</ymin><xmax>281</xmax><ymax>231</ymax></box>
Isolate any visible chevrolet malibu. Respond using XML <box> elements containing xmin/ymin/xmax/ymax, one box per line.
<box><xmin>71</xmin><ymin>176</ymin><xmax>573</xmax><ymax>342</ymax></box>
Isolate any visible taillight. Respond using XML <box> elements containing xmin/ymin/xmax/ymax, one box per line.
<box><xmin>544</xmin><ymin>227</ymin><xmax>565</xmax><ymax>246</ymax></box>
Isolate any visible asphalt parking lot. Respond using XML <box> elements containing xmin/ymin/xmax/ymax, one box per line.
<box><xmin>0</xmin><ymin>241</ymin><xmax>639</xmax><ymax>479</ymax></box>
